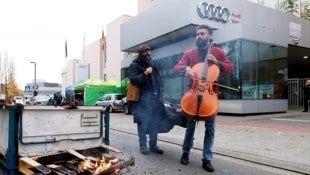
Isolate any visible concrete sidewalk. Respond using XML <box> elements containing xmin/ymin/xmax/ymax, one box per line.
<box><xmin>109</xmin><ymin>110</ymin><xmax>310</xmax><ymax>174</ymax></box>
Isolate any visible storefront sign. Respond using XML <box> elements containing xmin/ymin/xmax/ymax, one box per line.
<box><xmin>197</xmin><ymin>1</ymin><xmax>230</xmax><ymax>23</ymax></box>
<box><xmin>230</xmin><ymin>12</ymin><xmax>241</xmax><ymax>24</ymax></box>
<box><xmin>289</xmin><ymin>22</ymin><xmax>301</xmax><ymax>38</ymax></box>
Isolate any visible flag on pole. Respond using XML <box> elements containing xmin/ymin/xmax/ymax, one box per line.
<box><xmin>65</xmin><ymin>40</ymin><xmax>68</xmax><ymax>58</ymax></box>
<box><xmin>100</xmin><ymin>27</ymin><xmax>106</xmax><ymax>51</ymax></box>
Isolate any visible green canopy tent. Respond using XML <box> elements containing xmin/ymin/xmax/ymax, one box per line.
<box><xmin>121</xmin><ymin>77</ymin><xmax>130</xmax><ymax>87</ymax></box>
<box><xmin>105</xmin><ymin>79</ymin><xmax>125</xmax><ymax>94</ymax></box>
<box><xmin>74</xmin><ymin>77</ymin><xmax>118</xmax><ymax>106</ymax></box>
<box><xmin>121</xmin><ymin>77</ymin><xmax>130</xmax><ymax>95</ymax></box>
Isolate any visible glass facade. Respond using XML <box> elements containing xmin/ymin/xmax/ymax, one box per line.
<box><xmin>240</xmin><ymin>40</ymin><xmax>288</xmax><ymax>100</ymax></box>
<box><xmin>124</xmin><ymin>39</ymin><xmax>288</xmax><ymax>102</ymax></box>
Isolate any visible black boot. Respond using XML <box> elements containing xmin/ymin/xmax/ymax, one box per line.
<box><xmin>180</xmin><ymin>152</ymin><xmax>189</xmax><ymax>165</ymax></box>
<box><xmin>150</xmin><ymin>146</ymin><xmax>164</xmax><ymax>154</ymax></box>
<box><xmin>202</xmin><ymin>159</ymin><xmax>214</xmax><ymax>172</ymax></box>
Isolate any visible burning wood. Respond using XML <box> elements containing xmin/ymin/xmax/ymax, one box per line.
<box><xmin>78</xmin><ymin>153</ymin><xmax>135</xmax><ymax>175</ymax></box>
<box><xmin>100</xmin><ymin>144</ymin><xmax>122</xmax><ymax>153</ymax></box>
<box><xmin>19</xmin><ymin>147</ymin><xmax>134</xmax><ymax>175</ymax></box>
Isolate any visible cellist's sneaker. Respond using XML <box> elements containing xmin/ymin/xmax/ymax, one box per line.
<box><xmin>150</xmin><ymin>146</ymin><xmax>164</xmax><ymax>154</ymax></box>
<box><xmin>202</xmin><ymin>159</ymin><xmax>214</xmax><ymax>172</ymax></box>
<box><xmin>180</xmin><ymin>152</ymin><xmax>189</xmax><ymax>165</ymax></box>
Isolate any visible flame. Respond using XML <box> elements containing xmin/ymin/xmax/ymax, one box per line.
<box><xmin>78</xmin><ymin>158</ymin><xmax>96</xmax><ymax>172</ymax></box>
<box><xmin>78</xmin><ymin>154</ymin><xmax>119</xmax><ymax>175</ymax></box>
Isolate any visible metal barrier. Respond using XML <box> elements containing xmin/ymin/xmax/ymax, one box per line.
<box><xmin>0</xmin><ymin>105</ymin><xmax>110</xmax><ymax>174</ymax></box>
<box><xmin>288</xmin><ymin>78</ymin><xmax>309</xmax><ymax>109</ymax></box>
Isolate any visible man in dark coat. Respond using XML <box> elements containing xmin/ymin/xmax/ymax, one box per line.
<box><xmin>53</xmin><ymin>91</ymin><xmax>63</xmax><ymax>106</ymax></box>
<box><xmin>128</xmin><ymin>44</ymin><xmax>168</xmax><ymax>155</ymax></box>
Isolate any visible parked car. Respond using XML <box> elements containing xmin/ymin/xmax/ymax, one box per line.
<box><xmin>24</xmin><ymin>96</ymin><xmax>33</xmax><ymax>105</ymax></box>
<box><xmin>0</xmin><ymin>100</ymin><xmax>4</xmax><ymax>107</ymax></box>
<box><xmin>33</xmin><ymin>95</ymin><xmax>50</xmax><ymax>106</ymax></box>
<box><xmin>122</xmin><ymin>97</ymin><xmax>132</xmax><ymax>115</ymax></box>
<box><xmin>95</xmin><ymin>93</ymin><xmax>125</xmax><ymax>112</ymax></box>
<box><xmin>13</xmin><ymin>96</ymin><xmax>24</xmax><ymax>105</ymax></box>
<box><xmin>0</xmin><ymin>94</ymin><xmax>6</xmax><ymax>107</ymax></box>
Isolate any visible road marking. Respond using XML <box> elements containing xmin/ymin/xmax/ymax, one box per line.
<box><xmin>271</xmin><ymin>118</ymin><xmax>310</xmax><ymax>123</ymax></box>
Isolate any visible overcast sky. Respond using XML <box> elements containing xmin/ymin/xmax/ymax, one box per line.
<box><xmin>0</xmin><ymin>0</ymin><xmax>137</xmax><ymax>89</ymax></box>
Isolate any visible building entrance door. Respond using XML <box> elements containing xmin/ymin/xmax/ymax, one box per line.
<box><xmin>287</xmin><ymin>45</ymin><xmax>310</xmax><ymax>110</ymax></box>
<box><xmin>287</xmin><ymin>78</ymin><xmax>308</xmax><ymax>109</ymax></box>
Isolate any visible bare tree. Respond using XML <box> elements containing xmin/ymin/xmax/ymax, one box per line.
<box><xmin>279</xmin><ymin>0</ymin><xmax>310</xmax><ymax>20</ymax></box>
<box><xmin>0</xmin><ymin>52</ymin><xmax>3</xmax><ymax>93</ymax></box>
<box><xmin>0</xmin><ymin>51</ymin><xmax>17</xmax><ymax>98</ymax></box>
<box><xmin>8</xmin><ymin>59</ymin><xmax>16</xmax><ymax>84</ymax></box>
<box><xmin>300</xmin><ymin>1</ymin><xmax>310</xmax><ymax>20</ymax></box>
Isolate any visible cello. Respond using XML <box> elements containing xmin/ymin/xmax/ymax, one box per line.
<box><xmin>180</xmin><ymin>40</ymin><xmax>220</xmax><ymax>120</ymax></box>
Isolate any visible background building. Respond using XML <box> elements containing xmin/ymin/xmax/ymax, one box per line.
<box><xmin>120</xmin><ymin>0</ymin><xmax>310</xmax><ymax>114</ymax></box>
<box><xmin>60</xmin><ymin>0</ymin><xmax>159</xmax><ymax>91</ymax></box>
<box><xmin>104</xmin><ymin>15</ymin><xmax>133</xmax><ymax>81</ymax></box>
<box><xmin>60</xmin><ymin>0</ymin><xmax>309</xmax><ymax>111</ymax></box>
<box><xmin>24</xmin><ymin>80</ymin><xmax>61</xmax><ymax>97</ymax></box>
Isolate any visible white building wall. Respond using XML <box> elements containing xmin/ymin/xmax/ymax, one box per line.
<box><xmin>83</xmin><ymin>40</ymin><xmax>102</xmax><ymax>79</ymax></box>
<box><xmin>75</xmin><ymin>63</ymin><xmax>90</xmax><ymax>82</ymax></box>
<box><xmin>61</xmin><ymin>59</ymin><xmax>89</xmax><ymax>94</ymax></box>
<box><xmin>61</xmin><ymin>68</ymin><xmax>67</xmax><ymax>95</ymax></box>
<box><xmin>65</xmin><ymin>59</ymin><xmax>80</xmax><ymax>86</ymax></box>
<box><xmin>138</xmin><ymin>0</ymin><xmax>159</xmax><ymax>13</ymax></box>
<box><xmin>105</xmin><ymin>15</ymin><xmax>132</xmax><ymax>81</ymax></box>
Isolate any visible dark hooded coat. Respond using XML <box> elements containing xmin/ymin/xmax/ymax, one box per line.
<box><xmin>128</xmin><ymin>56</ymin><xmax>173</xmax><ymax>133</ymax></box>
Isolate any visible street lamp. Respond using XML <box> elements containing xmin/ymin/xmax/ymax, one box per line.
<box><xmin>30</xmin><ymin>61</ymin><xmax>37</xmax><ymax>96</ymax></box>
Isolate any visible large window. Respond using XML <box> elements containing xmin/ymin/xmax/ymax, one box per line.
<box><xmin>155</xmin><ymin>40</ymin><xmax>243</xmax><ymax>102</ymax></box>
<box><xmin>217</xmin><ymin>40</ymin><xmax>242</xmax><ymax>99</ymax></box>
<box><xmin>121</xmin><ymin>39</ymin><xmax>288</xmax><ymax>102</ymax></box>
<box><xmin>157</xmin><ymin>39</ymin><xmax>288</xmax><ymax>101</ymax></box>
<box><xmin>241</xmin><ymin>40</ymin><xmax>288</xmax><ymax>99</ymax></box>
<box><xmin>155</xmin><ymin>54</ymin><xmax>186</xmax><ymax>102</ymax></box>
<box><xmin>241</xmin><ymin>40</ymin><xmax>259</xmax><ymax>99</ymax></box>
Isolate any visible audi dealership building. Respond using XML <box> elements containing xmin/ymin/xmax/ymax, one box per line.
<box><xmin>120</xmin><ymin>0</ymin><xmax>310</xmax><ymax>114</ymax></box>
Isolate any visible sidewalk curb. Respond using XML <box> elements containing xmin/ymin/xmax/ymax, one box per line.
<box><xmin>213</xmin><ymin>147</ymin><xmax>310</xmax><ymax>175</ymax></box>
<box><xmin>217</xmin><ymin>111</ymin><xmax>304</xmax><ymax>122</ymax></box>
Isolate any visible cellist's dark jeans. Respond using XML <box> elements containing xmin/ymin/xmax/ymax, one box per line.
<box><xmin>182</xmin><ymin>118</ymin><xmax>215</xmax><ymax>161</ymax></box>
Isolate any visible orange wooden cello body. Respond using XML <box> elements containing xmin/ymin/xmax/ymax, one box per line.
<box><xmin>180</xmin><ymin>42</ymin><xmax>220</xmax><ymax>120</ymax></box>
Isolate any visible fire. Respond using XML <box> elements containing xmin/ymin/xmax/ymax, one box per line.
<box><xmin>78</xmin><ymin>153</ymin><xmax>120</xmax><ymax>175</ymax></box>
<box><xmin>78</xmin><ymin>158</ymin><xmax>96</xmax><ymax>171</ymax></box>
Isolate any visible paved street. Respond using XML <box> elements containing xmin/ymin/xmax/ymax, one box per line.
<box><xmin>110</xmin><ymin>129</ymin><xmax>302</xmax><ymax>175</ymax></box>
<box><xmin>108</xmin><ymin>110</ymin><xmax>310</xmax><ymax>174</ymax></box>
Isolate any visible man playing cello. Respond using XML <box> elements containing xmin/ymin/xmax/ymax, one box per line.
<box><xmin>173</xmin><ymin>24</ymin><xmax>234</xmax><ymax>172</ymax></box>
